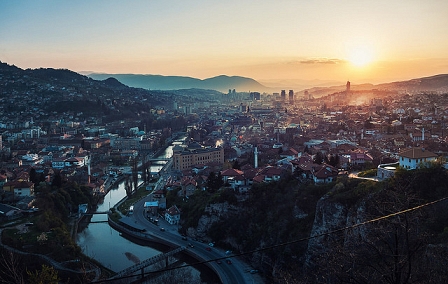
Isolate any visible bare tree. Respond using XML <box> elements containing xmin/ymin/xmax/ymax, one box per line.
<box><xmin>0</xmin><ymin>250</ymin><xmax>24</xmax><ymax>284</ymax></box>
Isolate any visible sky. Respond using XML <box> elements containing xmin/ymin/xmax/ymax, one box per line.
<box><xmin>1</xmin><ymin>0</ymin><xmax>448</xmax><ymax>87</ymax></box>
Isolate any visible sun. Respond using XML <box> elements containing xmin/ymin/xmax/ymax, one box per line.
<box><xmin>347</xmin><ymin>45</ymin><xmax>374</xmax><ymax>67</ymax></box>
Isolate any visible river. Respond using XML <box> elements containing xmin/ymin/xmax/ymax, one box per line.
<box><xmin>76</xmin><ymin>139</ymin><xmax>194</xmax><ymax>273</ymax></box>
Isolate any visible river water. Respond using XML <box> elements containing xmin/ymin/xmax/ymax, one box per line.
<box><xmin>76</xmin><ymin>142</ymin><xmax>178</xmax><ymax>272</ymax></box>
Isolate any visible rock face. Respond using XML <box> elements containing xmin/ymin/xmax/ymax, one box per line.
<box><xmin>304</xmin><ymin>195</ymin><xmax>349</xmax><ymax>267</ymax></box>
<box><xmin>186</xmin><ymin>202</ymin><xmax>236</xmax><ymax>240</ymax></box>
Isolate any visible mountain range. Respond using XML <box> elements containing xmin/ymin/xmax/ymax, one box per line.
<box><xmin>88</xmin><ymin>72</ymin><xmax>448</xmax><ymax>95</ymax></box>
<box><xmin>88</xmin><ymin>73</ymin><xmax>267</xmax><ymax>93</ymax></box>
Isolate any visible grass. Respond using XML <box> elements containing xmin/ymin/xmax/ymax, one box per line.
<box><xmin>118</xmin><ymin>185</ymin><xmax>151</xmax><ymax>215</ymax></box>
<box><xmin>357</xmin><ymin>169</ymin><xmax>378</xmax><ymax>177</ymax></box>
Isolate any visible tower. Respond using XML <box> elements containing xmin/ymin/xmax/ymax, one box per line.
<box><xmin>87</xmin><ymin>155</ymin><xmax>91</xmax><ymax>184</ymax></box>
<box><xmin>346</xmin><ymin>81</ymin><xmax>351</xmax><ymax>92</ymax></box>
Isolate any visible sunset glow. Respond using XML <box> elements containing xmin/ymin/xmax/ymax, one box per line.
<box><xmin>1</xmin><ymin>0</ymin><xmax>448</xmax><ymax>86</ymax></box>
<box><xmin>348</xmin><ymin>46</ymin><xmax>374</xmax><ymax>67</ymax></box>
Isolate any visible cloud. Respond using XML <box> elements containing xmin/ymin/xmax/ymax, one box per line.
<box><xmin>298</xmin><ymin>58</ymin><xmax>347</xmax><ymax>65</ymax></box>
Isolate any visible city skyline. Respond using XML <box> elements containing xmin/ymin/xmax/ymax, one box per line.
<box><xmin>1</xmin><ymin>0</ymin><xmax>448</xmax><ymax>86</ymax></box>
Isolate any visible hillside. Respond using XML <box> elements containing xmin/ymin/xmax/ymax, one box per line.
<box><xmin>87</xmin><ymin>73</ymin><xmax>269</xmax><ymax>93</ymax></box>
<box><xmin>0</xmin><ymin>61</ymin><xmax>174</xmax><ymax>123</ymax></box>
<box><xmin>306</xmin><ymin>74</ymin><xmax>448</xmax><ymax>98</ymax></box>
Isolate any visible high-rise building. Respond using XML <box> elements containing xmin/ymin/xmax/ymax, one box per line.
<box><xmin>250</xmin><ymin>92</ymin><xmax>261</xmax><ymax>100</ymax></box>
<box><xmin>281</xmin><ymin>90</ymin><xmax>286</xmax><ymax>101</ymax></box>
<box><xmin>289</xmin><ymin>90</ymin><xmax>294</xmax><ymax>104</ymax></box>
<box><xmin>346</xmin><ymin>81</ymin><xmax>351</xmax><ymax>92</ymax></box>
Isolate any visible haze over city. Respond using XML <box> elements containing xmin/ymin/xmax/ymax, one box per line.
<box><xmin>1</xmin><ymin>0</ymin><xmax>448</xmax><ymax>87</ymax></box>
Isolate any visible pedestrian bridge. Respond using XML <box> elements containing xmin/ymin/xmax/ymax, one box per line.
<box><xmin>148</xmin><ymin>157</ymin><xmax>171</xmax><ymax>162</ymax></box>
<box><xmin>110</xmin><ymin>246</ymin><xmax>186</xmax><ymax>280</ymax></box>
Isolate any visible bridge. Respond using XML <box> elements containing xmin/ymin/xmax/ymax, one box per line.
<box><xmin>110</xmin><ymin>246</ymin><xmax>186</xmax><ymax>280</ymax></box>
<box><xmin>148</xmin><ymin>157</ymin><xmax>171</xmax><ymax>162</ymax></box>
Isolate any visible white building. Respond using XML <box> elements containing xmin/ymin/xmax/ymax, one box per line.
<box><xmin>398</xmin><ymin>148</ymin><xmax>438</xmax><ymax>170</ymax></box>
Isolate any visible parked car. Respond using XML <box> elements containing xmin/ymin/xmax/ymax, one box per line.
<box><xmin>206</xmin><ymin>247</ymin><xmax>211</xmax><ymax>251</ymax></box>
<box><xmin>208</xmin><ymin>242</ymin><xmax>214</xmax><ymax>247</ymax></box>
<box><xmin>226</xmin><ymin>259</ymin><xmax>232</xmax><ymax>264</ymax></box>
<box><xmin>160</xmin><ymin>227</ymin><xmax>165</xmax><ymax>232</ymax></box>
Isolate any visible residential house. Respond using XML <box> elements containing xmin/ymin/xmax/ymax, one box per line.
<box><xmin>180</xmin><ymin>176</ymin><xmax>197</xmax><ymax>197</ymax></box>
<box><xmin>165</xmin><ymin>205</ymin><xmax>181</xmax><ymax>225</ymax></box>
<box><xmin>398</xmin><ymin>148</ymin><xmax>438</xmax><ymax>170</ymax></box>
<box><xmin>221</xmin><ymin>168</ymin><xmax>245</xmax><ymax>189</ymax></box>
<box><xmin>349</xmin><ymin>152</ymin><xmax>373</xmax><ymax>167</ymax></box>
<box><xmin>259</xmin><ymin>166</ymin><xmax>283</xmax><ymax>182</ymax></box>
<box><xmin>3</xmin><ymin>180</ymin><xmax>35</xmax><ymax>197</ymax></box>
<box><xmin>312</xmin><ymin>164</ymin><xmax>339</xmax><ymax>183</ymax></box>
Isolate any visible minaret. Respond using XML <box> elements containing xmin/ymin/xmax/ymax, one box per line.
<box><xmin>87</xmin><ymin>156</ymin><xmax>91</xmax><ymax>184</ymax></box>
<box><xmin>254</xmin><ymin>147</ymin><xmax>258</xmax><ymax>169</ymax></box>
<box><xmin>422</xmin><ymin>127</ymin><xmax>425</xmax><ymax>141</ymax></box>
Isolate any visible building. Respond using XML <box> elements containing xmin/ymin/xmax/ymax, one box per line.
<box><xmin>3</xmin><ymin>181</ymin><xmax>35</xmax><ymax>197</ymax></box>
<box><xmin>398</xmin><ymin>148</ymin><xmax>438</xmax><ymax>169</ymax></box>
<box><xmin>289</xmin><ymin>90</ymin><xmax>294</xmax><ymax>104</ymax></box>
<box><xmin>172</xmin><ymin>142</ymin><xmax>224</xmax><ymax>171</ymax></box>
<box><xmin>165</xmin><ymin>205</ymin><xmax>181</xmax><ymax>225</ymax></box>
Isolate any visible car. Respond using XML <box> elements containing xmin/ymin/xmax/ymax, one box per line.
<box><xmin>182</xmin><ymin>236</ymin><xmax>187</xmax><ymax>240</ymax></box>
<box><xmin>216</xmin><ymin>260</ymin><xmax>222</xmax><ymax>264</ymax></box>
<box><xmin>205</xmin><ymin>247</ymin><xmax>211</xmax><ymax>251</ymax></box>
<box><xmin>188</xmin><ymin>243</ymin><xmax>194</xmax><ymax>248</ymax></box>
<box><xmin>226</xmin><ymin>259</ymin><xmax>232</xmax><ymax>264</ymax></box>
<box><xmin>250</xmin><ymin>270</ymin><xmax>259</xmax><ymax>274</ymax></box>
<box><xmin>160</xmin><ymin>227</ymin><xmax>165</xmax><ymax>232</ymax></box>
<box><xmin>208</xmin><ymin>242</ymin><xmax>214</xmax><ymax>247</ymax></box>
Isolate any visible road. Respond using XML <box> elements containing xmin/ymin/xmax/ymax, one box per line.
<box><xmin>130</xmin><ymin>195</ymin><xmax>259</xmax><ymax>284</ymax></box>
<box><xmin>348</xmin><ymin>172</ymin><xmax>380</xmax><ymax>182</ymax></box>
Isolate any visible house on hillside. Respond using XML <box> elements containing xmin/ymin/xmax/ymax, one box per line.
<box><xmin>349</xmin><ymin>152</ymin><xmax>373</xmax><ymax>167</ymax></box>
<box><xmin>180</xmin><ymin>176</ymin><xmax>197</xmax><ymax>197</ymax></box>
<box><xmin>3</xmin><ymin>180</ymin><xmax>35</xmax><ymax>197</ymax></box>
<box><xmin>221</xmin><ymin>168</ymin><xmax>245</xmax><ymax>189</ymax></box>
<box><xmin>398</xmin><ymin>148</ymin><xmax>438</xmax><ymax>169</ymax></box>
<box><xmin>312</xmin><ymin>164</ymin><xmax>339</xmax><ymax>183</ymax></box>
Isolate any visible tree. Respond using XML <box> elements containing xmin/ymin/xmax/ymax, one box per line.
<box><xmin>27</xmin><ymin>265</ymin><xmax>59</xmax><ymax>284</ymax></box>
<box><xmin>29</xmin><ymin>168</ymin><xmax>38</xmax><ymax>184</ymax></box>
<box><xmin>313</xmin><ymin>152</ymin><xmax>324</xmax><ymax>164</ymax></box>
<box><xmin>206</xmin><ymin>171</ymin><xmax>223</xmax><ymax>192</ymax></box>
<box><xmin>51</xmin><ymin>171</ymin><xmax>62</xmax><ymax>188</ymax></box>
<box><xmin>0</xmin><ymin>250</ymin><xmax>24</xmax><ymax>284</ymax></box>
<box><xmin>308</xmin><ymin>166</ymin><xmax>448</xmax><ymax>283</ymax></box>
<box><xmin>131</xmin><ymin>157</ymin><xmax>139</xmax><ymax>192</ymax></box>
